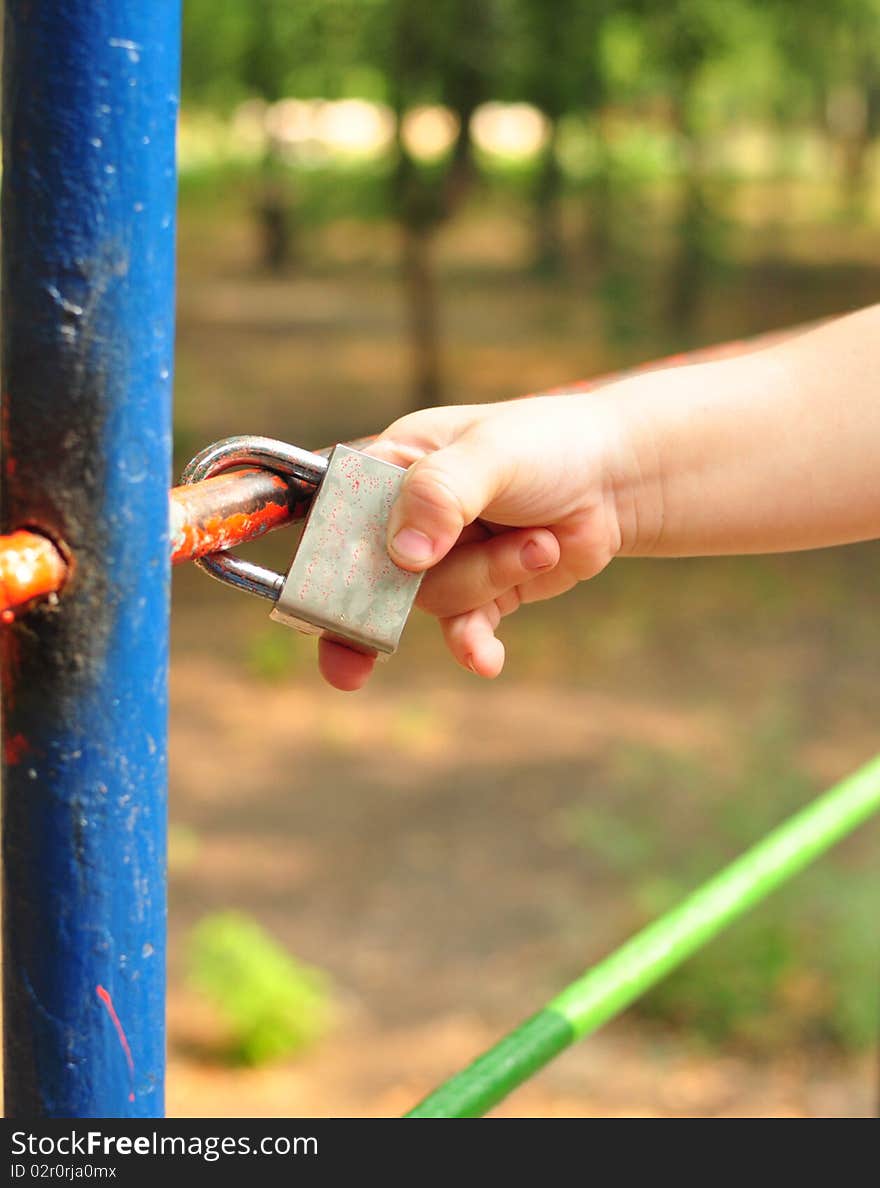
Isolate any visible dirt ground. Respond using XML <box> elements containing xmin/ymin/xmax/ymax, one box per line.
<box><xmin>161</xmin><ymin>195</ymin><xmax>880</xmax><ymax>1117</ymax></box>
<box><xmin>164</xmin><ymin>656</ymin><xmax>876</xmax><ymax>1117</ymax></box>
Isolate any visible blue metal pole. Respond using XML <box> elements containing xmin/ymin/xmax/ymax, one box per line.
<box><xmin>1</xmin><ymin>3</ymin><xmax>180</xmax><ymax>1116</ymax></box>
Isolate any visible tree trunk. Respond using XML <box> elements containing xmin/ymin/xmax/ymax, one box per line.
<box><xmin>836</xmin><ymin>122</ymin><xmax>872</xmax><ymax>220</ymax></box>
<box><xmin>665</xmin><ymin>87</ymin><xmax>714</xmax><ymax>339</ymax></box>
<box><xmin>585</xmin><ymin>116</ymin><xmax>614</xmax><ymax>278</ymax></box>
<box><xmin>666</xmin><ymin>168</ymin><xmax>711</xmax><ymax>335</ymax></box>
<box><xmin>533</xmin><ymin>124</ymin><xmax>564</xmax><ymax>275</ymax></box>
<box><xmin>826</xmin><ymin>81</ymin><xmax>874</xmax><ymax>218</ymax></box>
<box><xmin>401</xmin><ymin>223</ymin><xmax>441</xmax><ymax>410</ymax></box>
<box><xmin>255</xmin><ymin>148</ymin><xmax>294</xmax><ymax>274</ymax></box>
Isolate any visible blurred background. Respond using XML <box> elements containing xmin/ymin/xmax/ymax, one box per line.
<box><xmin>167</xmin><ymin>0</ymin><xmax>880</xmax><ymax>1115</ymax></box>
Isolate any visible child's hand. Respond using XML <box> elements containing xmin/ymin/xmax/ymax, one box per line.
<box><xmin>318</xmin><ymin>304</ymin><xmax>880</xmax><ymax>690</ymax></box>
<box><xmin>318</xmin><ymin>392</ymin><xmax>636</xmax><ymax>690</ymax></box>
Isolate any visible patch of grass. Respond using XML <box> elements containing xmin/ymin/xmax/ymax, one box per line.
<box><xmin>565</xmin><ymin>723</ymin><xmax>879</xmax><ymax>1052</ymax></box>
<box><xmin>795</xmin><ymin>867</ymin><xmax>880</xmax><ymax>1050</ymax></box>
<box><xmin>635</xmin><ymin>867</ymin><xmax>880</xmax><ymax>1052</ymax></box>
<box><xmin>245</xmin><ymin>627</ymin><xmax>311</xmax><ymax>683</ymax></box>
<box><xmin>187</xmin><ymin>911</ymin><xmax>333</xmax><ymax>1066</ymax></box>
<box><xmin>638</xmin><ymin>908</ymin><xmax>800</xmax><ymax>1048</ymax></box>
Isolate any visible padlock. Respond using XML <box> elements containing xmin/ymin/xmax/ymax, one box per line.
<box><xmin>180</xmin><ymin>436</ymin><xmax>423</xmax><ymax>656</ymax></box>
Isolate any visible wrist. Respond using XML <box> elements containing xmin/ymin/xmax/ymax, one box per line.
<box><xmin>587</xmin><ymin>378</ymin><xmax>668</xmax><ymax>559</ymax></box>
<box><xmin>596</xmin><ymin>348</ymin><xmax>793</xmax><ymax>559</ymax></box>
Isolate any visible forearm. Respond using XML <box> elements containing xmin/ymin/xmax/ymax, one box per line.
<box><xmin>610</xmin><ymin>305</ymin><xmax>880</xmax><ymax>557</ymax></box>
<box><xmin>318</xmin><ymin>305</ymin><xmax>880</xmax><ymax>687</ymax></box>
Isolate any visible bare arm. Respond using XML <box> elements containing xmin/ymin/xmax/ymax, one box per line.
<box><xmin>616</xmin><ymin>305</ymin><xmax>880</xmax><ymax>557</ymax></box>
<box><xmin>319</xmin><ymin>305</ymin><xmax>880</xmax><ymax>689</ymax></box>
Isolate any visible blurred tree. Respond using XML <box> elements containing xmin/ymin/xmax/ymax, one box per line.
<box><xmin>181</xmin><ymin>4</ymin><xmax>254</xmax><ymax>111</ymax></box>
<box><xmin>183</xmin><ymin>1</ymin><xmax>297</xmax><ymax>270</ymax></box>
<box><xmin>241</xmin><ymin>2</ymin><xmax>301</xmax><ymax>271</ymax></box>
<box><xmin>381</xmin><ymin>0</ymin><xmax>495</xmax><ymax>407</ymax></box>
<box><xmin>499</xmin><ymin>0</ymin><xmax>592</xmax><ymax>274</ymax></box>
<box><xmin>180</xmin><ymin>0</ymin><xmax>880</xmax><ymax>369</ymax></box>
<box><xmin>588</xmin><ymin>5</ymin><xmax>639</xmax><ymax>278</ymax></box>
<box><xmin>643</xmin><ymin>0</ymin><xmax>735</xmax><ymax>334</ymax></box>
<box><xmin>769</xmin><ymin>0</ymin><xmax>880</xmax><ymax>215</ymax></box>
<box><xmin>588</xmin><ymin>6</ymin><xmax>663</xmax><ymax>344</ymax></box>
<box><xmin>495</xmin><ymin>1</ymin><xmax>620</xmax><ymax>276</ymax></box>
<box><xmin>182</xmin><ymin>0</ymin><xmax>497</xmax><ymax>405</ymax></box>
<box><xmin>182</xmin><ymin>0</ymin><xmax>364</xmax><ymax>271</ymax></box>
<box><xmin>829</xmin><ymin>6</ymin><xmax>880</xmax><ymax>212</ymax></box>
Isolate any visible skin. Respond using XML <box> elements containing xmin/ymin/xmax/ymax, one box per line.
<box><xmin>318</xmin><ymin>304</ymin><xmax>880</xmax><ymax>692</ymax></box>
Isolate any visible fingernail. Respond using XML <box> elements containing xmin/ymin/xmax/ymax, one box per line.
<box><xmin>391</xmin><ymin>527</ymin><xmax>434</xmax><ymax>564</ymax></box>
<box><xmin>521</xmin><ymin>539</ymin><xmax>553</xmax><ymax>571</ymax></box>
<box><xmin>465</xmin><ymin>654</ymin><xmax>478</xmax><ymax>674</ymax></box>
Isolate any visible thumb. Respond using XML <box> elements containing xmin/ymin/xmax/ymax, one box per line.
<box><xmin>386</xmin><ymin>432</ymin><xmax>507</xmax><ymax>570</ymax></box>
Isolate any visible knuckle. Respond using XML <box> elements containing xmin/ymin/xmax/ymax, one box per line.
<box><xmin>485</xmin><ymin>543</ymin><xmax>515</xmax><ymax>593</ymax></box>
<box><xmin>441</xmin><ymin>613</ymin><xmax>469</xmax><ymax>654</ymax></box>
<box><xmin>498</xmin><ymin>587</ymin><xmax>522</xmax><ymax>616</ymax></box>
<box><xmin>383</xmin><ymin>408</ymin><xmax>437</xmax><ymax>441</ymax></box>
<box><xmin>403</xmin><ymin>466</ymin><xmax>467</xmax><ymax>531</ymax></box>
<box><xmin>416</xmin><ymin>567</ymin><xmax>478</xmax><ymax>618</ymax></box>
<box><xmin>415</xmin><ymin>580</ymin><xmax>445</xmax><ymax>616</ymax></box>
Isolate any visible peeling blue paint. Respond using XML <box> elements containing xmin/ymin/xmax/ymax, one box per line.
<box><xmin>1</xmin><ymin>3</ymin><xmax>180</xmax><ymax>1117</ymax></box>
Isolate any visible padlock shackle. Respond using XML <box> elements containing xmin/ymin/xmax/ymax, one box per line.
<box><xmin>180</xmin><ymin>436</ymin><xmax>329</xmax><ymax>601</ymax></box>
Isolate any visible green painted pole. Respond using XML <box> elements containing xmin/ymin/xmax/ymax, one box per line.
<box><xmin>407</xmin><ymin>754</ymin><xmax>880</xmax><ymax>1118</ymax></box>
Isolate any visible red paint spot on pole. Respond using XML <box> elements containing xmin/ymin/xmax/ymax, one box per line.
<box><xmin>4</xmin><ymin>731</ymin><xmax>30</xmax><ymax>765</ymax></box>
<box><xmin>96</xmin><ymin>984</ymin><xmax>136</xmax><ymax>1103</ymax></box>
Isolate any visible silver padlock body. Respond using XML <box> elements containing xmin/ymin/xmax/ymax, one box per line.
<box><xmin>270</xmin><ymin>444</ymin><xmax>422</xmax><ymax>655</ymax></box>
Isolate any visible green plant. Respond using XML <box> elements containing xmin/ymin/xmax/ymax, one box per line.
<box><xmin>245</xmin><ymin>627</ymin><xmax>309</xmax><ymax>683</ymax></box>
<box><xmin>636</xmin><ymin>866</ymin><xmax>880</xmax><ymax>1051</ymax></box>
<box><xmin>188</xmin><ymin>911</ymin><xmax>333</xmax><ymax>1065</ymax></box>
<box><xmin>637</xmin><ymin>900</ymin><xmax>800</xmax><ymax>1048</ymax></box>
<box><xmin>565</xmin><ymin>728</ymin><xmax>879</xmax><ymax>1052</ymax></box>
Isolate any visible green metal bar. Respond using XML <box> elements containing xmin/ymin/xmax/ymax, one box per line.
<box><xmin>407</xmin><ymin>754</ymin><xmax>880</xmax><ymax>1118</ymax></box>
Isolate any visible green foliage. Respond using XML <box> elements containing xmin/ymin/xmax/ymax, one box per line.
<box><xmin>639</xmin><ymin>911</ymin><xmax>799</xmax><ymax>1047</ymax></box>
<box><xmin>182</xmin><ymin>0</ymin><xmax>372</xmax><ymax>107</ymax></box>
<box><xmin>636</xmin><ymin>869</ymin><xmax>880</xmax><ymax>1051</ymax></box>
<box><xmin>188</xmin><ymin>912</ymin><xmax>333</xmax><ymax>1066</ymax></box>
<box><xmin>179</xmin><ymin>0</ymin><xmax>880</xmax><ymax>287</ymax></box>
<box><xmin>180</xmin><ymin>1</ymin><xmax>880</xmax><ymax>156</ymax></box>
<box><xmin>564</xmin><ymin>728</ymin><xmax>879</xmax><ymax>1052</ymax></box>
<box><xmin>810</xmin><ymin>870</ymin><xmax>880</xmax><ymax>1048</ymax></box>
<box><xmin>245</xmin><ymin>627</ymin><xmax>311</xmax><ymax>683</ymax></box>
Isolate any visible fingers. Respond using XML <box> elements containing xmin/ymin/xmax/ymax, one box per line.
<box><xmin>366</xmin><ymin>404</ymin><xmax>483</xmax><ymax>469</ymax></box>
<box><xmin>318</xmin><ymin>402</ymin><xmax>550</xmax><ymax>685</ymax></box>
<box><xmin>439</xmin><ymin>583</ymin><xmax>526</xmax><ymax>678</ymax></box>
<box><xmin>318</xmin><ymin>580</ymin><xmax>529</xmax><ymax>686</ymax></box>
<box><xmin>318</xmin><ymin>638</ymin><xmax>376</xmax><ymax>691</ymax></box>
<box><xmin>441</xmin><ymin>604</ymin><xmax>506</xmax><ymax>678</ymax></box>
<box><xmin>385</xmin><ymin>431</ymin><xmax>512</xmax><ymax>571</ymax></box>
<box><xmin>418</xmin><ymin>527</ymin><xmax>559</xmax><ymax>618</ymax></box>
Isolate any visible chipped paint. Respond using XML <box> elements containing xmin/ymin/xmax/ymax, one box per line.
<box><xmin>96</xmin><ymin>985</ymin><xmax>136</xmax><ymax>1103</ymax></box>
<box><xmin>1</xmin><ymin>1</ymin><xmax>179</xmax><ymax>1118</ymax></box>
<box><xmin>169</xmin><ymin>466</ymin><xmax>311</xmax><ymax>565</ymax></box>
<box><xmin>0</xmin><ymin>468</ymin><xmax>314</xmax><ymax>618</ymax></box>
<box><xmin>4</xmin><ymin>731</ymin><xmax>30</xmax><ymax>765</ymax></box>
